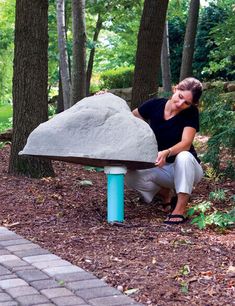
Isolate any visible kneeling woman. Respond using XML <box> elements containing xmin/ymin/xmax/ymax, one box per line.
<box><xmin>126</xmin><ymin>77</ymin><xmax>204</xmax><ymax>225</ymax></box>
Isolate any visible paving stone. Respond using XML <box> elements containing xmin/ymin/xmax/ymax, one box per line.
<box><xmin>54</xmin><ymin>272</ymin><xmax>94</xmax><ymax>283</ymax></box>
<box><xmin>16</xmin><ymin>294</ymin><xmax>50</xmax><ymax>305</ymax></box>
<box><xmin>6</xmin><ymin>285</ymin><xmax>39</xmax><ymax>298</ymax></box>
<box><xmin>15</xmin><ymin>247</ymin><xmax>50</xmax><ymax>258</ymax></box>
<box><xmin>77</xmin><ymin>286</ymin><xmax>122</xmax><ymax>300</ymax></box>
<box><xmin>40</xmin><ymin>287</ymin><xmax>74</xmax><ymax>299</ymax></box>
<box><xmin>0</xmin><ymin>278</ymin><xmax>28</xmax><ymax>289</ymax></box>
<box><xmin>0</xmin><ymin>249</ymin><xmax>11</xmax><ymax>256</ymax></box>
<box><xmin>0</xmin><ymin>274</ymin><xmax>18</xmax><ymax>281</ymax></box>
<box><xmin>51</xmin><ymin>295</ymin><xmax>85</xmax><ymax>306</ymax></box>
<box><xmin>0</xmin><ymin>255</ymin><xmax>19</xmax><ymax>263</ymax></box>
<box><xmin>16</xmin><ymin>269</ymin><xmax>49</xmax><ymax>282</ymax></box>
<box><xmin>0</xmin><ymin>292</ymin><xmax>12</xmax><ymax>302</ymax></box>
<box><xmin>23</xmin><ymin>254</ymin><xmax>60</xmax><ymax>264</ymax></box>
<box><xmin>6</xmin><ymin>243</ymin><xmax>39</xmax><ymax>252</ymax></box>
<box><xmin>34</xmin><ymin>304</ymin><xmax>55</xmax><ymax>306</ymax></box>
<box><xmin>89</xmin><ymin>295</ymin><xmax>138</xmax><ymax>306</ymax></box>
<box><xmin>66</xmin><ymin>279</ymin><xmax>107</xmax><ymax>291</ymax></box>
<box><xmin>31</xmin><ymin>259</ymin><xmax>71</xmax><ymax>270</ymax></box>
<box><xmin>0</xmin><ymin>302</ymin><xmax>18</xmax><ymax>306</ymax></box>
<box><xmin>122</xmin><ymin>301</ymin><xmax>144</xmax><ymax>306</ymax></box>
<box><xmin>0</xmin><ymin>227</ymin><xmax>11</xmax><ymax>233</ymax></box>
<box><xmin>0</xmin><ymin>239</ymin><xmax>29</xmax><ymax>247</ymax></box>
<box><xmin>0</xmin><ymin>234</ymin><xmax>21</xmax><ymax>241</ymax></box>
<box><xmin>0</xmin><ymin>265</ymin><xmax>11</xmax><ymax>275</ymax></box>
<box><xmin>43</xmin><ymin>265</ymin><xmax>83</xmax><ymax>276</ymax></box>
<box><xmin>2</xmin><ymin>259</ymin><xmax>28</xmax><ymax>269</ymax></box>
<box><xmin>30</xmin><ymin>279</ymin><xmax>63</xmax><ymax>290</ymax></box>
<box><xmin>12</xmin><ymin>265</ymin><xmax>37</xmax><ymax>272</ymax></box>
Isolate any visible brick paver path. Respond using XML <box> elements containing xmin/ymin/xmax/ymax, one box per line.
<box><xmin>0</xmin><ymin>227</ymin><xmax>143</xmax><ymax>306</ymax></box>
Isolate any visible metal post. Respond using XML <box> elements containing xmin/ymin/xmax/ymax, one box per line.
<box><xmin>104</xmin><ymin>166</ymin><xmax>127</xmax><ymax>223</ymax></box>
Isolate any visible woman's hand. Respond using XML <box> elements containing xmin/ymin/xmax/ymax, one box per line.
<box><xmin>155</xmin><ymin>150</ymin><xmax>170</xmax><ymax>167</ymax></box>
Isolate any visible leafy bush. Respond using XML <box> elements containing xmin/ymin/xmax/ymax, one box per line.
<box><xmin>100</xmin><ymin>66</ymin><xmax>134</xmax><ymax>89</ymax></box>
<box><xmin>200</xmin><ymin>86</ymin><xmax>235</xmax><ymax>177</ymax></box>
<box><xmin>187</xmin><ymin>201</ymin><xmax>235</xmax><ymax>230</ymax></box>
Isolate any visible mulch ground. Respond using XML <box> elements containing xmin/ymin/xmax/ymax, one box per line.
<box><xmin>0</xmin><ymin>144</ymin><xmax>234</xmax><ymax>306</ymax></box>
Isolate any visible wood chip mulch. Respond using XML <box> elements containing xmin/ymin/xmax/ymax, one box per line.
<box><xmin>0</xmin><ymin>145</ymin><xmax>234</xmax><ymax>306</ymax></box>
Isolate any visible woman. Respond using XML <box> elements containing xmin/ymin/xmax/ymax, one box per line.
<box><xmin>126</xmin><ymin>77</ymin><xmax>204</xmax><ymax>225</ymax></box>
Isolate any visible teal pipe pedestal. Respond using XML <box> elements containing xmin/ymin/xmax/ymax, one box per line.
<box><xmin>104</xmin><ymin>166</ymin><xmax>127</xmax><ymax>223</ymax></box>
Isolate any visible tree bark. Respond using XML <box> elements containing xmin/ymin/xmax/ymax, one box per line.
<box><xmin>131</xmin><ymin>0</ymin><xmax>169</xmax><ymax>109</ymax></box>
<box><xmin>86</xmin><ymin>12</ymin><xmax>103</xmax><ymax>95</ymax></box>
<box><xmin>161</xmin><ymin>21</ymin><xmax>172</xmax><ymax>93</ymax></box>
<box><xmin>8</xmin><ymin>0</ymin><xmax>54</xmax><ymax>178</ymax></box>
<box><xmin>71</xmin><ymin>0</ymin><xmax>86</xmax><ymax>105</ymax></box>
<box><xmin>180</xmin><ymin>0</ymin><xmax>200</xmax><ymax>81</ymax></box>
<box><xmin>57</xmin><ymin>70</ymin><xmax>64</xmax><ymax>113</ymax></box>
<box><xmin>56</xmin><ymin>0</ymin><xmax>71</xmax><ymax>110</ymax></box>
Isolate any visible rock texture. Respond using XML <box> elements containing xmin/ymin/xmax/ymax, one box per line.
<box><xmin>20</xmin><ymin>93</ymin><xmax>158</xmax><ymax>169</ymax></box>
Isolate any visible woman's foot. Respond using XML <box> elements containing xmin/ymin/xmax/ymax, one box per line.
<box><xmin>158</xmin><ymin>196</ymin><xmax>177</xmax><ymax>212</ymax></box>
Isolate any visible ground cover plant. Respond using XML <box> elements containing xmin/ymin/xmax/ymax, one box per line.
<box><xmin>0</xmin><ymin>137</ymin><xmax>234</xmax><ymax>306</ymax></box>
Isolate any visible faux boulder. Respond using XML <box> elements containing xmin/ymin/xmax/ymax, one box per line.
<box><xmin>20</xmin><ymin>93</ymin><xmax>158</xmax><ymax>169</ymax></box>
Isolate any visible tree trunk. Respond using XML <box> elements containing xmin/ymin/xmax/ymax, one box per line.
<box><xmin>86</xmin><ymin>12</ymin><xmax>103</xmax><ymax>95</ymax></box>
<box><xmin>161</xmin><ymin>21</ymin><xmax>172</xmax><ymax>93</ymax></box>
<box><xmin>8</xmin><ymin>0</ymin><xmax>54</xmax><ymax>178</ymax></box>
<box><xmin>131</xmin><ymin>0</ymin><xmax>169</xmax><ymax>109</ymax></box>
<box><xmin>71</xmin><ymin>0</ymin><xmax>86</xmax><ymax>105</ymax></box>
<box><xmin>56</xmin><ymin>0</ymin><xmax>71</xmax><ymax>110</ymax></box>
<box><xmin>57</xmin><ymin>70</ymin><xmax>64</xmax><ymax>113</ymax></box>
<box><xmin>180</xmin><ymin>0</ymin><xmax>200</xmax><ymax>81</ymax></box>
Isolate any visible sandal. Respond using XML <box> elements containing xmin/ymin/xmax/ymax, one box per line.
<box><xmin>164</xmin><ymin>214</ymin><xmax>187</xmax><ymax>225</ymax></box>
<box><xmin>158</xmin><ymin>196</ymin><xmax>178</xmax><ymax>213</ymax></box>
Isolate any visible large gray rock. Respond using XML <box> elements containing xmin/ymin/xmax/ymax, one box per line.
<box><xmin>20</xmin><ymin>93</ymin><xmax>158</xmax><ymax>169</ymax></box>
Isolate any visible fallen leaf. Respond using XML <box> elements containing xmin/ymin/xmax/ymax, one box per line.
<box><xmin>124</xmin><ymin>288</ymin><xmax>139</xmax><ymax>295</ymax></box>
<box><xmin>79</xmin><ymin>180</ymin><xmax>93</xmax><ymax>186</ymax></box>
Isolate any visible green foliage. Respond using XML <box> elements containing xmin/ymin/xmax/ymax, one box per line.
<box><xmin>202</xmin><ymin>2</ymin><xmax>235</xmax><ymax>80</ymax></box>
<box><xmin>0</xmin><ymin>117</ymin><xmax>12</xmax><ymax>133</ymax></box>
<box><xmin>48</xmin><ymin>104</ymin><xmax>56</xmax><ymax>118</ymax></box>
<box><xmin>187</xmin><ymin>200</ymin><xmax>235</xmax><ymax>230</ymax></box>
<box><xmin>168</xmin><ymin>0</ymin><xmax>188</xmax><ymax>83</ymax></box>
<box><xmin>0</xmin><ymin>0</ymin><xmax>15</xmax><ymax>104</ymax></box>
<box><xmin>0</xmin><ymin>104</ymin><xmax>12</xmax><ymax>124</ymax></box>
<box><xmin>209</xmin><ymin>189</ymin><xmax>226</xmax><ymax>202</ymax></box>
<box><xmin>193</xmin><ymin>4</ymin><xmax>227</xmax><ymax>80</ymax></box>
<box><xmin>200</xmin><ymin>86</ymin><xmax>235</xmax><ymax>177</ymax></box>
<box><xmin>100</xmin><ymin>66</ymin><xmax>134</xmax><ymax>89</ymax></box>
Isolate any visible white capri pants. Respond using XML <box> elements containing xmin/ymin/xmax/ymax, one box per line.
<box><xmin>125</xmin><ymin>151</ymin><xmax>203</xmax><ymax>203</ymax></box>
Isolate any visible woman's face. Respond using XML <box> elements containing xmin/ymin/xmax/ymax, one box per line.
<box><xmin>171</xmin><ymin>89</ymin><xmax>193</xmax><ymax>112</ymax></box>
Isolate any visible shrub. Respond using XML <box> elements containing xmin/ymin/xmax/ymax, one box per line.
<box><xmin>200</xmin><ymin>86</ymin><xmax>235</xmax><ymax>178</ymax></box>
<box><xmin>100</xmin><ymin>66</ymin><xmax>134</xmax><ymax>89</ymax></box>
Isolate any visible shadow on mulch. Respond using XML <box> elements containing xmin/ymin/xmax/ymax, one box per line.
<box><xmin>0</xmin><ymin>145</ymin><xmax>234</xmax><ymax>306</ymax></box>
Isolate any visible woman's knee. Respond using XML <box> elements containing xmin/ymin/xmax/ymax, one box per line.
<box><xmin>175</xmin><ymin>151</ymin><xmax>193</xmax><ymax>164</ymax></box>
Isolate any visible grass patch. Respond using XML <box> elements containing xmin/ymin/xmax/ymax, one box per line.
<box><xmin>0</xmin><ymin>104</ymin><xmax>12</xmax><ymax>124</ymax></box>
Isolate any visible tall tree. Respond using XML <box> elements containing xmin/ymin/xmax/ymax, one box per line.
<box><xmin>180</xmin><ymin>0</ymin><xmax>200</xmax><ymax>81</ymax></box>
<box><xmin>131</xmin><ymin>0</ymin><xmax>169</xmax><ymax>109</ymax></box>
<box><xmin>9</xmin><ymin>0</ymin><xmax>54</xmax><ymax>178</ymax></box>
<box><xmin>161</xmin><ymin>21</ymin><xmax>172</xmax><ymax>92</ymax></box>
<box><xmin>71</xmin><ymin>0</ymin><xmax>86</xmax><ymax>105</ymax></box>
<box><xmin>56</xmin><ymin>0</ymin><xmax>71</xmax><ymax>110</ymax></box>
